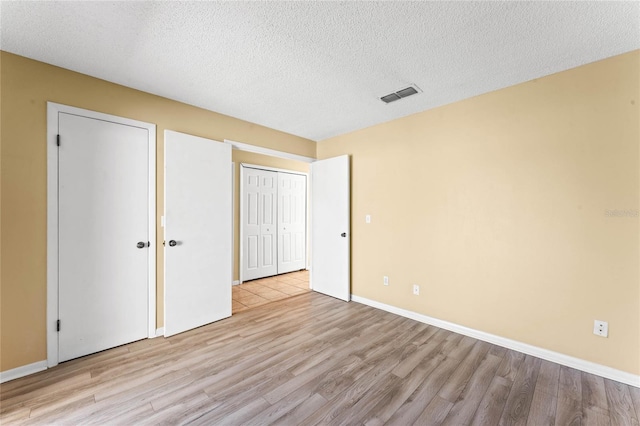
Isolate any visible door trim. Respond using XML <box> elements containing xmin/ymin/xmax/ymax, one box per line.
<box><xmin>239</xmin><ymin>164</ymin><xmax>309</xmax><ymax>283</ymax></box>
<box><xmin>241</xmin><ymin>163</ymin><xmax>310</xmax><ymax>177</ymax></box>
<box><xmin>225</xmin><ymin>139</ymin><xmax>315</xmax><ymax>163</ymax></box>
<box><xmin>46</xmin><ymin>102</ymin><xmax>157</xmax><ymax>368</ymax></box>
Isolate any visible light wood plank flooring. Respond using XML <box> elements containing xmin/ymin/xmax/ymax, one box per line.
<box><xmin>1</xmin><ymin>292</ymin><xmax>638</xmax><ymax>425</ymax></box>
<box><xmin>233</xmin><ymin>270</ymin><xmax>310</xmax><ymax>313</ymax></box>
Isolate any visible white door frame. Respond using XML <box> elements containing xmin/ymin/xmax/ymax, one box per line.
<box><xmin>46</xmin><ymin>102</ymin><xmax>156</xmax><ymax>367</ymax></box>
<box><xmin>239</xmin><ymin>163</ymin><xmax>308</xmax><ymax>283</ymax></box>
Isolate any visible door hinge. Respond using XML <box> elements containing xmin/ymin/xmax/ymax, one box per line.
<box><xmin>57</xmin><ymin>319</ymin><xmax>61</xmax><ymax>332</ymax></box>
<box><xmin>56</xmin><ymin>135</ymin><xmax>60</xmax><ymax>147</ymax></box>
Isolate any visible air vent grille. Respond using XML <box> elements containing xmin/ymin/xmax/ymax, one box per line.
<box><xmin>381</xmin><ymin>93</ymin><xmax>401</xmax><ymax>103</ymax></box>
<box><xmin>380</xmin><ymin>85</ymin><xmax>421</xmax><ymax>104</ymax></box>
<box><xmin>396</xmin><ymin>87</ymin><xmax>418</xmax><ymax>98</ymax></box>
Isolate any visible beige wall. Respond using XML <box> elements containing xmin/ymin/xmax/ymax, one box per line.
<box><xmin>231</xmin><ymin>150</ymin><xmax>309</xmax><ymax>282</ymax></box>
<box><xmin>318</xmin><ymin>51</ymin><xmax>640</xmax><ymax>375</ymax></box>
<box><xmin>0</xmin><ymin>52</ymin><xmax>316</xmax><ymax>372</ymax></box>
<box><xmin>2</xmin><ymin>49</ymin><xmax>638</xmax><ymax>378</ymax></box>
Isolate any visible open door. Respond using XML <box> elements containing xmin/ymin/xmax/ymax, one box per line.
<box><xmin>164</xmin><ymin>130</ymin><xmax>232</xmax><ymax>337</ymax></box>
<box><xmin>311</xmin><ymin>155</ymin><xmax>350</xmax><ymax>301</ymax></box>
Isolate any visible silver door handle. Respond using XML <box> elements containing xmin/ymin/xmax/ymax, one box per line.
<box><xmin>169</xmin><ymin>240</ymin><xmax>177</xmax><ymax>247</ymax></box>
<box><xmin>341</xmin><ymin>233</ymin><xmax>347</xmax><ymax>237</ymax></box>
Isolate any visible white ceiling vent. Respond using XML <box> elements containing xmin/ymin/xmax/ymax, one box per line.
<box><xmin>380</xmin><ymin>85</ymin><xmax>422</xmax><ymax>104</ymax></box>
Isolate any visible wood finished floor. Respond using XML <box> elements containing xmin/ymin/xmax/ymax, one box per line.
<box><xmin>1</xmin><ymin>292</ymin><xmax>639</xmax><ymax>425</ymax></box>
<box><xmin>232</xmin><ymin>270</ymin><xmax>310</xmax><ymax>314</ymax></box>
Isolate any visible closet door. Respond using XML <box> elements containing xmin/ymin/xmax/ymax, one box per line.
<box><xmin>241</xmin><ymin>167</ymin><xmax>277</xmax><ymax>281</ymax></box>
<box><xmin>277</xmin><ymin>172</ymin><xmax>307</xmax><ymax>274</ymax></box>
<box><xmin>58</xmin><ymin>112</ymin><xmax>150</xmax><ymax>362</ymax></box>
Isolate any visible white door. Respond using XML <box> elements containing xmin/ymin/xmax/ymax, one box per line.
<box><xmin>277</xmin><ymin>172</ymin><xmax>307</xmax><ymax>274</ymax></box>
<box><xmin>164</xmin><ymin>131</ymin><xmax>232</xmax><ymax>337</ymax></box>
<box><xmin>58</xmin><ymin>113</ymin><xmax>149</xmax><ymax>362</ymax></box>
<box><xmin>241</xmin><ymin>167</ymin><xmax>278</xmax><ymax>281</ymax></box>
<box><xmin>311</xmin><ymin>155</ymin><xmax>350</xmax><ymax>301</ymax></box>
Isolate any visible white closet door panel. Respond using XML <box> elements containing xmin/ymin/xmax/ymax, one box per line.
<box><xmin>243</xmin><ymin>171</ymin><xmax>261</xmax><ymax>277</ymax></box>
<box><xmin>58</xmin><ymin>112</ymin><xmax>149</xmax><ymax>362</ymax></box>
<box><xmin>278</xmin><ymin>172</ymin><xmax>307</xmax><ymax>274</ymax></box>
<box><xmin>241</xmin><ymin>167</ymin><xmax>277</xmax><ymax>280</ymax></box>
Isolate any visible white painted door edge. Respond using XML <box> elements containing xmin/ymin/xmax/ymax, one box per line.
<box><xmin>46</xmin><ymin>102</ymin><xmax>156</xmax><ymax>368</ymax></box>
<box><xmin>239</xmin><ymin>163</ymin><xmax>245</xmax><ymax>283</ymax></box>
<box><xmin>351</xmin><ymin>294</ymin><xmax>640</xmax><ymax>388</ymax></box>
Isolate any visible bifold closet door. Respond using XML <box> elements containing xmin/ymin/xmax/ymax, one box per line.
<box><xmin>164</xmin><ymin>130</ymin><xmax>232</xmax><ymax>337</ymax></box>
<box><xmin>277</xmin><ymin>172</ymin><xmax>307</xmax><ymax>274</ymax></box>
<box><xmin>241</xmin><ymin>167</ymin><xmax>278</xmax><ymax>281</ymax></box>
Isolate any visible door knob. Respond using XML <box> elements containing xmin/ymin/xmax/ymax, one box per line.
<box><xmin>169</xmin><ymin>240</ymin><xmax>177</xmax><ymax>247</ymax></box>
<box><xmin>341</xmin><ymin>233</ymin><xmax>347</xmax><ymax>237</ymax></box>
<box><xmin>136</xmin><ymin>241</ymin><xmax>146</xmax><ymax>249</ymax></box>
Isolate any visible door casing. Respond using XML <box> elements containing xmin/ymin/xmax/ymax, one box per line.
<box><xmin>46</xmin><ymin>102</ymin><xmax>156</xmax><ymax>367</ymax></box>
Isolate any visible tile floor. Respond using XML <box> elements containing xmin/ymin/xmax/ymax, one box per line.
<box><xmin>232</xmin><ymin>270</ymin><xmax>310</xmax><ymax>313</ymax></box>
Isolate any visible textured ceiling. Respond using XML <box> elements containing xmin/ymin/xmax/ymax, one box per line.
<box><xmin>1</xmin><ymin>1</ymin><xmax>638</xmax><ymax>142</ymax></box>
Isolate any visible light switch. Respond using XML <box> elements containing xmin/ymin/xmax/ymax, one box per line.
<box><xmin>365</xmin><ymin>215</ymin><xmax>371</xmax><ymax>224</ymax></box>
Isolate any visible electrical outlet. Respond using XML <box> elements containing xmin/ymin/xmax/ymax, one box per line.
<box><xmin>413</xmin><ymin>284</ymin><xmax>420</xmax><ymax>295</ymax></box>
<box><xmin>593</xmin><ymin>320</ymin><xmax>608</xmax><ymax>337</ymax></box>
<box><xmin>366</xmin><ymin>215</ymin><xmax>371</xmax><ymax>223</ymax></box>
<box><xmin>383</xmin><ymin>276</ymin><xmax>389</xmax><ymax>286</ymax></box>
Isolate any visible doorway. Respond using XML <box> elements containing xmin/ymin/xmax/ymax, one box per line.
<box><xmin>232</xmin><ymin>270</ymin><xmax>309</xmax><ymax>313</ymax></box>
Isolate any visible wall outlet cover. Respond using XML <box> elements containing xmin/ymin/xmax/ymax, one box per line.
<box><xmin>593</xmin><ymin>320</ymin><xmax>608</xmax><ymax>338</ymax></box>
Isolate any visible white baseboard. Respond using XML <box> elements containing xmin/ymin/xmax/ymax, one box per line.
<box><xmin>0</xmin><ymin>360</ymin><xmax>48</xmax><ymax>384</ymax></box>
<box><xmin>351</xmin><ymin>295</ymin><xmax>640</xmax><ymax>388</ymax></box>
<box><xmin>232</xmin><ymin>280</ymin><xmax>240</xmax><ymax>286</ymax></box>
<box><xmin>155</xmin><ymin>327</ymin><xmax>165</xmax><ymax>337</ymax></box>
